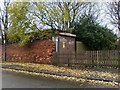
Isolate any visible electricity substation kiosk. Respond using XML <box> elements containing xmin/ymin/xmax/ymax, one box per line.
<box><xmin>52</xmin><ymin>32</ymin><xmax>76</xmax><ymax>64</ymax></box>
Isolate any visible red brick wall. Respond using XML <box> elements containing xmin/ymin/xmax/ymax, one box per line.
<box><xmin>2</xmin><ymin>39</ymin><xmax>55</xmax><ymax>64</ymax></box>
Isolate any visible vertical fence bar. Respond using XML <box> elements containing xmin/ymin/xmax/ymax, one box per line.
<box><xmin>90</xmin><ymin>51</ymin><xmax>92</xmax><ymax>67</ymax></box>
<box><xmin>53</xmin><ymin>50</ymin><xmax>119</xmax><ymax>68</ymax></box>
<box><xmin>97</xmin><ymin>51</ymin><xmax>98</xmax><ymax>68</ymax></box>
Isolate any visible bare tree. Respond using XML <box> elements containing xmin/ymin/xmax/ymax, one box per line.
<box><xmin>0</xmin><ymin>0</ymin><xmax>11</xmax><ymax>62</ymax></box>
<box><xmin>107</xmin><ymin>1</ymin><xmax>120</xmax><ymax>31</ymax></box>
<box><xmin>30</xmin><ymin>2</ymin><xmax>88</xmax><ymax>32</ymax></box>
<box><xmin>81</xmin><ymin>2</ymin><xmax>101</xmax><ymax>24</ymax></box>
<box><xmin>0</xmin><ymin>21</ymin><xmax>2</xmax><ymax>45</ymax></box>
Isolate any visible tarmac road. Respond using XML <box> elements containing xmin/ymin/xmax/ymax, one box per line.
<box><xmin>2</xmin><ymin>70</ymin><xmax>118</xmax><ymax>88</ymax></box>
<box><xmin>2</xmin><ymin>70</ymin><xmax>83</xmax><ymax>88</ymax></box>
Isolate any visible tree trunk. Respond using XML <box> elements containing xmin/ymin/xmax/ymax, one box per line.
<box><xmin>118</xmin><ymin>1</ymin><xmax>120</xmax><ymax>31</ymax></box>
<box><xmin>3</xmin><ymin>30</ymin><xmax>7</xmax><ymax>62</ymax></box>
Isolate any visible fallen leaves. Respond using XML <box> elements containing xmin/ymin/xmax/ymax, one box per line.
<box><xmin>1</xmin><ymin>62</ymin><xmax>119</xmax><ymax>87</ymax></box>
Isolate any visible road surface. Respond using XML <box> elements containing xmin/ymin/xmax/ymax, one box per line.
<box><xmin>2</xmin><ymin>70</ymin><xmax>116</xmax><ymax>88</ymax></box>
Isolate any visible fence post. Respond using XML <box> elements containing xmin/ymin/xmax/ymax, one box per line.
<box><xmin>55</xmin><ymin>52</ymin><xmax>57</xmax><ymax>65</ymax></box>
<box><xmin>57</xmin><ymin>53</ymin><xmax>59</xmax><ymax>65</ymax></box>
<box><xmin>53</xmin><ymin>52</ymin><xmax>59</xmax><ymax>65</ymax></box>
<box><xmin>92</xmin><ymin>51</ymin><xmax>94</xmax><ymax>67</ymax></box>
<box><xmin>68</xmin><ymin>53</ymin><xmax>70</xmax><ymax>67</ymax></box>
<box><xmin>118</xmin><ymin>50</ymin><xmax>120</xmax><ymax>69</ymax></box>
<box><xmin>97</xmin><ymin>51</ymin><xmax>99</xmax><ymax>68</ymax></box>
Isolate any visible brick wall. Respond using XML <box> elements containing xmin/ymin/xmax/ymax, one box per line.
<box><xmin>2</xmin><ymin>39</ymin><xmax>55</xmax><ymax>64</ymax></box>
